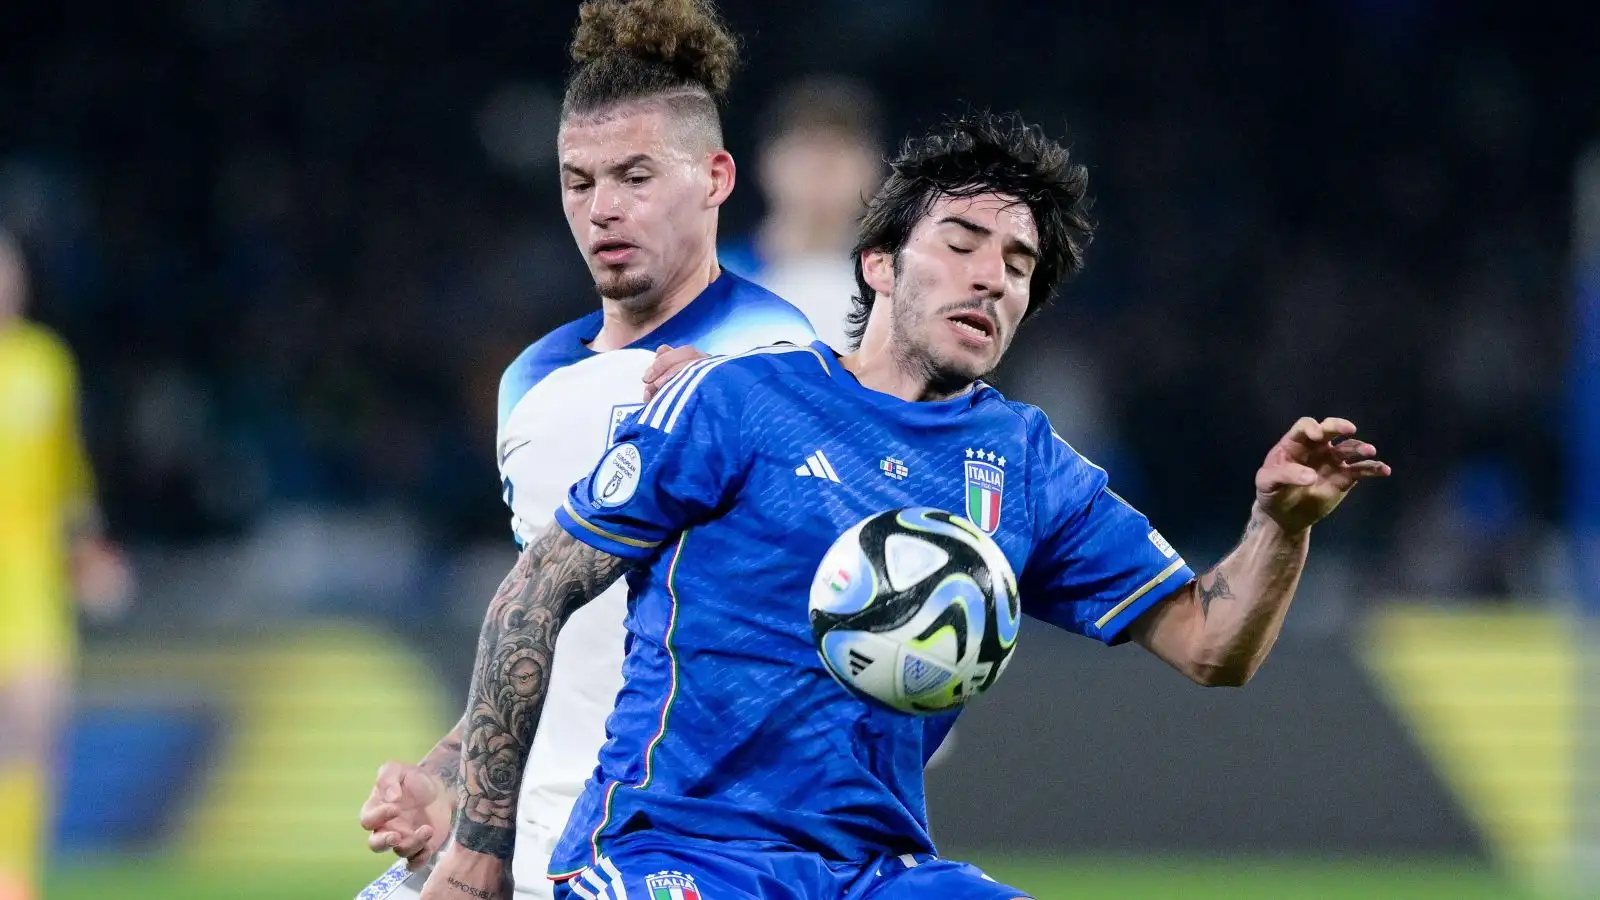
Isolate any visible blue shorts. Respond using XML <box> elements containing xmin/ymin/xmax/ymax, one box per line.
<box><xmin>551</xmin><ymin>833</ymin><xmax>1029</xmax><ymax>900</ymax></box>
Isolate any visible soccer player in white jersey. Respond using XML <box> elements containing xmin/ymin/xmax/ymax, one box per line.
<box><xmin>354</xmin><ymin>3</ymin><xmax>813</xmax><ymax>899</ymax></box>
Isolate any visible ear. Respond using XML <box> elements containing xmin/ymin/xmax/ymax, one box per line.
<box><xmin>861</xmin><ymin>247</ymin><xmax>895</xmax><ymax>298</ymax></box>
<box><xmin>707</xmin><ymin>149</ymin><xmax>736</xmax><ymax>209</ymax></box>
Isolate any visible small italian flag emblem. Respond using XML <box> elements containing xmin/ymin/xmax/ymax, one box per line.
<box><xmin>964</xmin><ymin>456</ymin><xmax>1005</xmax><ymax>534</ymax></box>
<box><xmin>829</xmin><ymin>568</ymin><xmax>852</xmax><ymax>592</ymax></box>
<box><xmin>646</xmin><ymin>871</ymin><xmax>702</xmax><ymax>900</ymax></box>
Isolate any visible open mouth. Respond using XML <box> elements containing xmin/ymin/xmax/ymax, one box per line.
<box><xmin>591</xmin><ymin>238</ymin><xmax>637</xmax><ymax>262</ymax></box>
<box><xmin>947</xmin><ymin>310</ymin><xmax>995</xmax><ymax>342</ymax></box>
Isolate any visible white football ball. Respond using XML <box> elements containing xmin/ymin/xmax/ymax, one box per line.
<box><xmin>809</xmin><ymin>507</ymin><xmax>1021</xmax><ymax>715</ymax></box>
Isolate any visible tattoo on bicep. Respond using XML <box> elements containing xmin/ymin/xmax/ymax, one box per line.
<box><xmin>1196</xmin><ymin>570</ymin><xmax>1235</xmax><ymax>619</ymax></box>
<box><xmin>453</xmin><ymin>526</ymin><xmax>627</xmax><ymax>859</ymax></box>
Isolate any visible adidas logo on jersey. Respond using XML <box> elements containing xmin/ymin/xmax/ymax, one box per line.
<box><xmin>794</xmin><ymin>451</ymin><xmax>841</xmax><ymax>483</ymax></box>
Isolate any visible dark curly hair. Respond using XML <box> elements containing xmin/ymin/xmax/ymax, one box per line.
<box><xmin>562</xmin><ymin>0</ymin><xmax>740</xmax><ymax>147</ymax></box>
<box><xmin>846</xmin><ymin>111</ymin><xmax>1094</xmax><ymax>348</ymax></box>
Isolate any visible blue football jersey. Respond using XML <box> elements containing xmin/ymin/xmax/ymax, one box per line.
<box><xmin>549</xmin><ymin>341</ymin><xmax>1195</xmax><ymax>875</ymax></box>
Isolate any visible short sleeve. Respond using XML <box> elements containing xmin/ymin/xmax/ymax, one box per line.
<box><xmin>1020</xmin><ymin>423</ymin><xmax>1194</xmax><ymax>645</ymax></box>
<box><xmin>556</xmin><ymin>357</ymin><xmax>750</xmax><ymax>559</ymax></box>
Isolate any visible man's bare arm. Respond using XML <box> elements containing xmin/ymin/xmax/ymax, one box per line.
<box><xmin>451</xmin><ymin>522</ymin><xmax>628</xmax><ymax>860</ymax></box>
<box><xmin>1130</xmin><ymin>416</ymin><xmax>1390</xmax><ymax>687</ymax></box>
<box><xmin>1130</xmin><ymin>507</ymin><xmax>1306</xmax><ymax>686</ymax></box>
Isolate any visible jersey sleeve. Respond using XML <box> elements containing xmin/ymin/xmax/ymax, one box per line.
<box><xmin>497</xmin><ymin>437</ymin><xmax>543</xmax><ymax>547</ymax></box>
<box><xmin>555</xmin><ymin>357</ymin><xmax>752</xmax><ymax>559</ymax></box>
<box><xmin>494</xmin><ymin>356</ymin><xmax>543</xmax><ymax>546</ymax></box>
<box><xmin>1020</xmin><ymin>423</ymin><xmax>1194</xmax><ymax>645</ymax></box>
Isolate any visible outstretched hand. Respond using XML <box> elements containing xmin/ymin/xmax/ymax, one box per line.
<box><xmin>1254</xmin><ymin>416</ymin><xmax>1391</xmax><ymax>533</ymax></box>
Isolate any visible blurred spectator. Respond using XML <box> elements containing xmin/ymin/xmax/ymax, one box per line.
<box><xmin>721</xmin><ymin>75</ymin><xmax>886</xmax><ymax>350</ymax></box>
<box><xmin>0</xmin><ymin>230</ymin><xmax>130</xmax><ymax>900</ymax></box>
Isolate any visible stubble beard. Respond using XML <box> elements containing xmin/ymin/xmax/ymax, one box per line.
<box><xmin>888</xmin><ymin>282</ymin><xmax>986</xmax><ymax>399</ymax></box>
<box><xmin>595</xmin><ymin>271</ymin><xmax>658</xmax><ymax>313</ymax></box>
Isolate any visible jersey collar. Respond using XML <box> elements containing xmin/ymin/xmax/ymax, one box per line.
<box><xmin>577</xmin><ymin>269</ymin><xmax>743</xmax><ymax>354</ymax></box>
<box><xmin>816</xmin><ymin>341</ymin><xmax>988</xmax><ymax>424</ymax></box>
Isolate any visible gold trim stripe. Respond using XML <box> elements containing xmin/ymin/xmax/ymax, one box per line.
<box><xmin>562</xmin><ymin>499</ymin><xmax>660</xmax><ymax>550</ymax></box>
<box><xmin>1094</xmin><ymin>558</ymin><xmax>1188</xmax><ymax>630</ymax></box>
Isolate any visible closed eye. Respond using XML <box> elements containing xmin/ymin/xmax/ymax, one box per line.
<box><xmin>947</xmin><ymin>244</ymin><xmax>974</xmax><ymax>254</ymax></box>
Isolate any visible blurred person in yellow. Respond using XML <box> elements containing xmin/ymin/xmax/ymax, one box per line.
<box><xmin>0</xmin><ymin>230</ymin><xmax>131</xmax><ymax>900</ymax></box>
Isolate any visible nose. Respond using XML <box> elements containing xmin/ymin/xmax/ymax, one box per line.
<box><xmin>968</xmin><ymin>248</ymin><xmax>1007</xmax><ymax>300</ymax></box>
<box><xmin>589</xmin><ymin>182</ymin><xmax>624</xmax><ymax>227</ymax></box>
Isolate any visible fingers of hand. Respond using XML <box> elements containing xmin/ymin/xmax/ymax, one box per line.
<box><xmin>1259</xmin><ymin>462</ymin><xmax>1319</xmax><ymax>492</ymax></box>
<box><xmin>392</xmin><ymin>824</ymin><xmax>433</xmax><ymax>859</ymax></box>
<box><xmin>360</xmin><ymin>801</ymin><xmax>400</xmax><ymax>832</ymax></box>
<box><xmin>1286</xmin><ymin>416</ymin><xmax>1360</xmax><ymax>449</ymax></box>
<box><xmin>1333</xmin><ymin>440</ymin><xmax>1377</xmax><ymax>463</ymax></box>
<box><xmin>1286</xmin><ymin>416</ymin><xmax>1325</xmax><ymax>445</ymax></box>
<box><xmin>368</xmin><ymin>830</ymin><xmax>399</xmax><ymax>854</ymax></box>
<box><xmin>1319</xmin><ymin>417</ymin><xmax>1358</xmax><ymax>437</ymax></box>
<box><xmin>1343</xmin><ymin>459</ymin><xmax>1392</xmax><ymax>479</ymax></box>
<box><xmin>642</xmin><ymin>345</ymin><xmax>674</xmax><ymax>381</ymax></box>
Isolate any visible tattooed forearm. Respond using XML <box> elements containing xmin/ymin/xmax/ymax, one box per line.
<box><xmin>1196</xmin><ymin>570</ymin><xmax>1235</xmax><ymax>619</ymax></box>
<box><xmin>445</xmin><ymin>877</ymin><xmax>494</xmax><ymax>900</ymax></box>
<box><xmin>452</xmin><ymin>523</ymin><xmax>627</xmax><ymax>860</ymax></box>
<box><xmin>422</xmin><ymin>716</ymin><xmax>466</xmax><ymax>795</ymax></box>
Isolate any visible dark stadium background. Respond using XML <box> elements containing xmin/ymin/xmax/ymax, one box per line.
<box><xmin>5</xmin><ymin>2</ymin><xmax>1597</xmax><ymax>898</ymax></box>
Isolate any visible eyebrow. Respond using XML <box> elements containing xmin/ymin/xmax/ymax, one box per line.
<box><xmin>561</xmin><ymin>153</ymin><xmax>655</xmax><ymax>179</ymax></box>
<box><xmin>938</xmin><ymin>215</ymin><xmax>1039</xmax><ymax>260</ymax></box>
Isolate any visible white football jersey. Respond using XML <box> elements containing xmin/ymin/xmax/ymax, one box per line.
<box><xmin>749</xmin><ymin>254</ymin><xmax>859</xmax><ymax>352</ymax></box>
<box><xmin>494</xmin><ymin>271</ymin><xmax>814</xmax><ymax>897</ymax></box>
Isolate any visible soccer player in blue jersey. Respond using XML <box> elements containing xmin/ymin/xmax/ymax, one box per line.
<box><xmin>419</xmin><ymin>112</ymin><xmax>1391</xmax><ymax>900</ymax></box>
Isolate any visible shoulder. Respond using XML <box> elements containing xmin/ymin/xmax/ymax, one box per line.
<box><xmin>998</xmin><ymin>398</ymin><xmax>1109</xmax><ymax>496</ymax></box>
<box><xmin>682</xmin><ymin>272</ymin><xmax>817</xmax><ymax>356</ymax></box>
<box><xmin>638</xmin><ymin>342</ymin><xmax>832</xmax><ymax>426</ymax></box>
<box><xmin>497</xmin><ymin>313</ymin><xmax>602</xmax><ymax>429</ymax></box>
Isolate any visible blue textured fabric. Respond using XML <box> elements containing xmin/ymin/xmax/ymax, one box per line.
<box><xmin>552</xmin><ymin>341</ymin><xmax>1194</xmax><ymax>875</ymax></box>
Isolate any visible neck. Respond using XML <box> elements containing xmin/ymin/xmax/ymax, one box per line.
<box><xmin>839</xmin><ymin>337</ymin><xmax>972</xmax><ymax>403</ymax></box>
<box><xmin>590</xmin><ymin>256</ymin><xmax>719</xmax><ymax>352</ymax></box>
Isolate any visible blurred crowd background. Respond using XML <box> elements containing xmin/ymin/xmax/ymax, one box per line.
<box><xmin>5</xmin><ymin>2</ymin><xmax>1599</xmax><ymax>898</ymax></box>
<box><xmin>10</xmin><ymin>0</ymin><xmax>1594</xmax><ymax>609</ymax></box>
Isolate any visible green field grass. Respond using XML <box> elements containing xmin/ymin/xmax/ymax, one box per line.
<box><xmin>45</xmin><ymin>857</ymin><xmax>1536</xmax><ymax>900</ymax></box>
